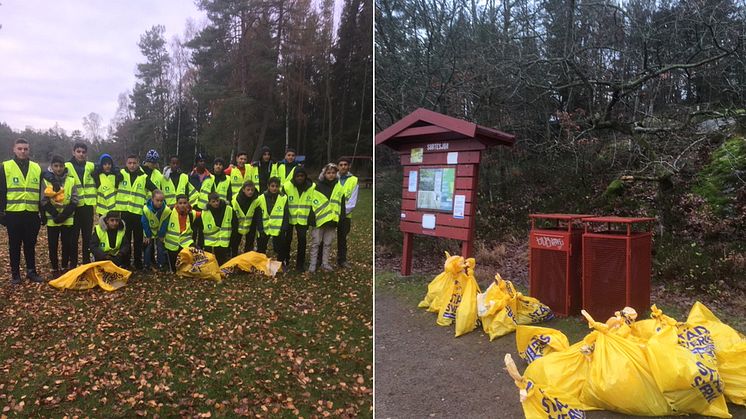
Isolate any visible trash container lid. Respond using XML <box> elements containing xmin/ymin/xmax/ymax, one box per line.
<box><xmin>582</xmin><ymin>216</ymin><xmax>656</xmax><ymax>224</ymax></box>
<box><xmin>529</xmin><ymin>213</ymin><xmax>595</xmax><ymax>221</ymax></box>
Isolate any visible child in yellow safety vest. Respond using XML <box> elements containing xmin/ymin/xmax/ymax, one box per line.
<box><xmin>91</xmin><ymin>211</ymin><xmax>129</xmax><ymax>267</ymax></box>
<box><xmin>201</xmin><ymin>192</ymin><xmax>236</xmax><ymax>265</ymax></box>
<box><xmin>40</xmin><ymin>155</ymin><xmax>79</xmax><ymax>277</ymax></box>
<box><xmin>308</xmin><ymin>163</ymin><xmax>345</xmax><ymax>273</ymax></box>
<box><xmin>141</xmin><ymin>189</ymin><xmax>171</xmax><ymax>271</ymax></box>
<box><xmin>164</xmin><ymin>194</ymin><xmax>201</xmax><ymax>271</ymax></box>
<box><xmin>230</xmin><ymin>181</ymin><xmax>261</xmax><ymax>257</ymax></box>
<box><xmin>255</xmin><ymin>177</ymin><xmax>289</xmax><ymax>265</ymax></box>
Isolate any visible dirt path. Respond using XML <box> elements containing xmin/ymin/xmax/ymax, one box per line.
<box><xmin>374</xmin><ymin>289</ymin><xmax>746</xmax><ymax>419</ymax></box>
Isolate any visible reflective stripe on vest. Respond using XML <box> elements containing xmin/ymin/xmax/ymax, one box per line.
<box><xmin>162</xmin><ymin>173</ymin><xmax>190</xmax><ymax>206</ymax></box>
<box><xmin>142</xmin><ymin>204</ymin><xmax>172</xmax><ymax>238</ymax></box>
<box><xmin>283</xmin><ymin>180</ymin><xmax>315</xmax><ymax>226</ymax></box>
<box><xmin>96</xmin><ymin>173</ymin><xmax>117</xmax><ymax>216</ymax></box>
<box><xmin>258</xmin><ymin>194</ymin><xmax>286</xmax><ymax>237</ymax></box>
<box><xmin>229</xmin><ymin>166</ymin><xmax>257</xmax><ymax>196</ymax></box>
<box><xmin>313</xmin><ymin>183</ymin><xmax>344</xmax><ymax>227</ymax></box>
<box><xmin>197</xmin><ymin>177</ymin><xmax>230</xmax><ymax>209</ymax></box>
<box><xmin>95</xmin><ymin>224</ymin><xmax>125</xmax><ymax>255</ymax></box>
<box><xmin>3</xmin><ymin>160</ymin><xmax>41</xmax><ymax>212</ymax></box>
<box><xmin>46</xmin><ymin>175</ymin><xmax>77</xmax><ymax>227</ymax></box>
<box><xmin>201</xmin><ymin>207</ymin><xmax>233</xmax><ymax>247</ymax></box>
<box><xmin>116</xmin><ymin>169</ymin><xmax>148</xmax><ymax>214</ymax></box>
<box><xmin>163</xmin><ymin>210</ymin><xmax>195</xmax><ymax>251</ymax></box>
<box><xmin>65</xmin><ymin>161</ymin><xmax>96</xmax><ymax>206</ymax></box>
<box><xmin>232</xmin><ymin>196</ymin><xmax>259</xmax><ymax>235</ymax></box>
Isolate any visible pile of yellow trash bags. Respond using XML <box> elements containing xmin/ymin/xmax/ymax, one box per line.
<box><xmin>418</xmin><ymin>252</ymin><xmax>553</xmax><ymax>338</ymax></box>
<box><xmin>49</xmin><ymin>249</ymin><xmax>282</xmax><ymax>290</ymax></box>
<box><xmin>505</xmin><ymin>302</ymin><xmax>746</xmax><ymax>418</ymax></box>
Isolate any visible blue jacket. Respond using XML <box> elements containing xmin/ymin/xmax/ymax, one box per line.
<box><xmin>141</xmin><ymin>199</ymin><xmax>169</xmax><ymax>238</ymax></box>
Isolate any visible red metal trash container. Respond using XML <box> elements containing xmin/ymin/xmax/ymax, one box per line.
<box><xmin>582</xmin><ymin>216</ymin><xmax>655</xmax><ymax>320</ymax></box>
<box><xmin>529</xmin><ymin>214</ymin><xmax>593</xmax><ymax>317</ymax></box>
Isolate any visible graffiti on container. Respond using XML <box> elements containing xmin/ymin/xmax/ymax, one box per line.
<box><xmin>534</xmin><ymin>235</ymin><xmax>565</xmax><ymax>250</ymax></box>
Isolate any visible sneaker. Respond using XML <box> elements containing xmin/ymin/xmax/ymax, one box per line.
<box><xmin>321</xmin><ymin>265</ymin><xmax>334</xmax><ymax>272</ymax></box>
<box><xmin>10</xmin><ymin>272</ymin><xmax>22</xmax><ymax>285</ymax></box>
<box><xmin>308</xmin><ymin>265</ymin><xmax>317</xmax><ymax>273</ymax></box>
<box><xmin>27</xmin><ymin>271</ymin><xmax>45</xmax><ymax>283</ymax></box>
<box><xmin>338</xmin><ymin>262</ymin><xmax>350</xmax><ymax>269</ymax></box>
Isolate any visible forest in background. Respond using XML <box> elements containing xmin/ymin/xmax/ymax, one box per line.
<box><xmin>1</xmin><ymin>0</ymin><xmax>373</xmax><ymax>170</ymax></box>
<box><xmin>375</xmin><ymin>0</ymin><xmax>746</xmax><ymax>294</ymax></box>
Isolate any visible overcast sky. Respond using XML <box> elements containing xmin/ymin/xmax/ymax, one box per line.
<box><xmin>0</xmin><ymin>1</ymin><xmax>205</xmax><ymax>134</ymax></box>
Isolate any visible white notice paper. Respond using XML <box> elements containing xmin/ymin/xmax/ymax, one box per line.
<box><xmin>453</xmin><ymin>195</ymin><xmax>466</xmax><ymax>219</ymax></box>
<box><xmin>447</xmin><ymin>152</ymin><xmax>459</xmax><ymax>164</ymax></box>
<box><xmin>422</xmin><ymin>214</ymin><xmax>436</xmax><ymax>229</ymax></box>
<box><xmin>408</xmin><ymin>171</ymin><xmax>418</xmax><ymax>192</ymax></box>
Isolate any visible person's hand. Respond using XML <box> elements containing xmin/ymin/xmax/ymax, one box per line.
<box><xmin>53</xmin><ymin>214</ymin><xmax>67</xmax><ymax>224</ymax></box>
<box><xmin>143</xmin><ymin>237</ymin><xmax>151</xmax><ymax>246</ymax></box>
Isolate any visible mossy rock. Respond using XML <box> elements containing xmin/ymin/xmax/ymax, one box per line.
<box><xmin>694</xmin><ymin>137</ymin><xmax>746</xmax><ymax>214</ymax></box>
<box><xmin>603</xmin><ymin>179</ymin><xmax>626</xmax><ymax>198</ymax></box>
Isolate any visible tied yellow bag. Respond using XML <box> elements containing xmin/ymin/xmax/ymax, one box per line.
<box><xmin>220</xmin><ymin>251</ymin><xmax>283</xmax><ymax>277</ymax></box>
<box><xmin>643</xmin><ymin>305</ymin><xmax>730</xmax><ymax>418</ymax></box>
<box><xmin>578</xmin><ymin>310</ymin><xmax>674</xmax><ymax>416</ymax></box>
<box><xmin>687</xmin><ymin>301</ymin><xmax>746</xmax><ymax>406</ymax></box>
<box><xmin>436</xmin><ymin>258</ymin><xmax>480</xmax><ymax>337</ymax></box>
<box><xmin>176</xmin><ymin>247</ymin><xmax>223</xmax><ymax>282</ymax></box>
<box><xmin>49</xmin><ymin>261</ymin><xmax>130</xmax><ymax>291</ymax></box>
<box><xmin>505</xmin><ymin>353</ymin><xmax>587</xmax><ymax>419</ymax></box>
<box><xmin>516</xmin><ymin>325</ymin><xmax>570</xmax><ymax>364</ymax></box>
<box><xmin>418</xmin><ymin>252</ymin><xmax>466</xmax><ymax>313</ymax></box>
<box><xmin>478</xmin><ymin>274</ymin><xmax>517</xmax><ymax>340</ymax></box>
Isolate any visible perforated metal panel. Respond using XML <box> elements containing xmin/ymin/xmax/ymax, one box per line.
<box><xmin>583</xmin><ymin>235</ymin><xmax>627</xmax><ymax>320</ymax></box>
<box><xmin>530</xmin><ymin>248</ymin><xmax>567</xmax><ymax>315</ymax></box>
<box><xmin>629</xmin><ymin>236</ymin><xmax>652</xmax><ymax>314</ymax></box>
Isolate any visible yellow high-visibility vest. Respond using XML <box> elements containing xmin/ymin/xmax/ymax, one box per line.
<box><xmin>313</xmin><ymin>183</ymin><xmax>344</xmax><ymax>227</ymax></box>
<box><xmin>115</xmin><ymin>169</ymin><xmax>148</xmax><ymax>215</ymax></box>
<box><xmin>3</xmin><ymin>159</ymin><xmax>41</xmax><ymax>212</ymax></box>
<box><xmin>232</xmin><ymin>196</ymin><xmax>260</xmax><ymax>235</ymax></box>
<box><xmin>283</xmin><ymin>180</ymin><xmax>316</xmax><ymax>226</ymax></box>
<box><xmin>197</xmin><ymin>176</ymin><xmax>230</xmax><ymax>209</ymax></box>
<box><xmin>164</xmin><ymin>209</ymin><xmax>196</xmax><ymax>252</ymax></box>
<box><xmin>142</xmin><ymin>203</ymin><xmax>172</xmax><ymax>238</ymax></box>
<box><xmin>46</xmin><ymin>175</ymin><xmax>78</xmax><ymax>227</ymax></box>
<box><xmin>340</xmin><ymin>174</ymin><xmax>358</xmax><ymax>218</ymax></box>
<box><xmin>162</xmin><ymin>172</ymin><xmax>194</xmax><ymax>206</ymax></box>
<box><xmin>65</xmin><ymin>161</ymin><xmax>96</xmax><ymax>206</ymax></box>
<box><xmin>276</xmin><ymin>163</ymin><xmax>296</xmax><ymax>184</ymax></box>
<box><xmin>252</xmin><ymin>162</ymin><xmax>278</xmax><ymax>190</ymax></box>
<box><xmin>94</xmin><ymin>224</ymin><xmax>125</xmax><ymax>255</ymax></box>
<box><xmin>96</xmin><ymin>173</ymin><xmax>117</xmax><ymax>216</ymax></box>
<box><xmin>257</xmin><ymin>193</ymin><xmax>287</xmax><ymax>237</ymax></box>
<box><xmin>202</xmin><ymin>207</ymin><xmax>233</xmax><ymax>248</ymax></box>
<box><xmin>228</xmin><ymin>165</ymin><xmax>258</xmax><ymax>197</ymax></box>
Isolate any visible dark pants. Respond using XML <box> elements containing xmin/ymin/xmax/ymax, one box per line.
<box><xmin>207</xmin><ymin>246</ymin><xmax>230</xmax><ymax>265</ymax></box>
<box><xmin>193</xmin><ymin>226</ymin><xmax>204</xmax><ymax>249</ymax></box>
<box><xmin>71</xmin><ymin>205</ymin><xmax>94</xmax><ymax>265</ymax></box>
<box><xmin>167</xmin><ymin>249</ymin><xmax>180</xmax><ymax>272</ymax></box>
<box><xmin>6</xmin><ymin>211</ymin><xmax>41</xmax><ymax>275</ymax></box>
<box><xmin>230</xmin><ymin>223</ymin><xmax>257</xmax><ymax>257</ymax></box>
<box><xmin>287</xmin><ymin>224</ymin><xmax>308</xmax><ymax>270</ymax></box>
<box><xmin>337</xmin><ymin>217</ymin><xmax>351</xmax><ymax>265</ymax></box>
<box><xmin>48</xmin><ymin>225</ymin><xmax>75</xmax><ymax>270</ymax></box>
<box><xmin>121</xmin><ymin>211</ymin><xmax>143</xmax><ymax>269</ymax></box>
<box><xmin>257</xmin><ymin>232</ymin><xmax>288</xmax><ymax>263</ymax></box>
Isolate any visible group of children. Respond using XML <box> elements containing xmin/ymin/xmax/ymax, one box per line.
<box><xmin>1</xmin><ymin>138</ymin><xmax>359</xmax><ymax>284</ymax></box>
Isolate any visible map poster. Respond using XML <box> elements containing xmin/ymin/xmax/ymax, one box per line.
<box><xmin>417</xmin><ymin>167</ymin><xmax>455</xmax><ymax>211</ymax></box>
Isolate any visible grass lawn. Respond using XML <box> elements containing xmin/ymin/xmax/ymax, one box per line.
<box><xmin>0</xmin><ymin>189</ymin><xmax>373</xmax><ymax>417</ymax></box>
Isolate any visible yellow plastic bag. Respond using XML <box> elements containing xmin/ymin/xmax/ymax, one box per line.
<box><xmin>49</xmin><ymin>261</ymin><xmax>130</xmax><ymax>291</ymax></box>
<box><xmin>687</xmin><ymin>301</ymin><xmax>746</xmax><ymax>406</ymax></box>
<box><xmin>418</xmin><ymin>252</ymin><xmax>466</xmax><ymax>313</ymax></box>
<box><xmin>176</xmin><ymin>247</ymin><xmax>222</xmax><ymax>282</ymax></box>
<box><xmin>578</xmin><ymin>310</ymin><xmax>674</xmax><ymax>416</ymax></box>
<box><xmin>504</xmin><ymin>353</ymin><xmax>587</xmax><ymax>418</ymax></box>
<box><xmin>478</xmin><ymin>274</ymin><xmax>518</xmax><ymax>340</ymax></box>
<box><xmin>454</xmin><ymin>258</ymin><xmax>480</xmax><ymax>337</ymax></box>
<box><xmin>514</xmin><ymin>292</ymin><xmax>554</xmax><ymax>325</ymax></box>
<box><xmin>644</xmin><ymin>305</ymin><xmax>730</xmax><ymax>418</ymax></box>
<box><xmin>516</xmin><ymin>325</ymin><xmax>570</xmax><ymax>364</ymax></box>
<box><xmin>220</xmin><ymin>251</ymin><xmax>283</xmax><ymax>277</ymax></box>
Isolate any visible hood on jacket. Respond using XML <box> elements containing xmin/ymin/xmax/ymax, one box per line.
<box><xmin>98</xmin><ymin>213</ymin><xmax>126</xmax><ymax>232</ymax></box>
<box><xmin>145</xmin><ymin>198</ymin><xmax>167</xmax><ymax>214</ymax></box>
<box><xmin>98</xmin><ymin>153</ymin><xmax>114</xmax><ymax>167</ymax></box>
<box><xmin>43</xmin><ymin>167</ymin><xmax>70</xmax><ymax>183</ymax></box>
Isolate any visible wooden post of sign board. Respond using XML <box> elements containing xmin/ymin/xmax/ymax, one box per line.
<box><xmin>375</xmin><ymin>108</ymin><xmax>515</xmax><ymax>276</ymax></box>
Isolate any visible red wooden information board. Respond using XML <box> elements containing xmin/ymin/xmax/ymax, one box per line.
<box><xmin>376</xmin><ymin>108</ymin><xmax>515</xmax><ymax>275</ymax></box>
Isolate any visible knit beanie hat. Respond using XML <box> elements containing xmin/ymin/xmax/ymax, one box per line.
<box><xmin>145</xmin><ymin>149</ymin><xmax>160</xmax><ymax>163</ymax></box>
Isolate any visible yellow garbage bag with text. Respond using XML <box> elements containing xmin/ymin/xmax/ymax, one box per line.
<box><xmin>643</xmin><ymin>305</ymin><xmax>730</xmax><ymax>418</ymax></box>
<box><xmin>578</xmin><ymin>310</ymin><xmax>673</xmax><ymax>416</ymax></box>
<box><xmin>516</xmin><ymin>325</ymin><xmax>570</xmax><ymax>364</ymax></box>
<box><xmin>49</xmin><ymin>261</ymin><xmax>130</xmax><ymax>291</ymax></box>
<box><xmin>418</xmin><ymin>252</ymin><xmax>467</xmax><ymax>313</ymax></box>
<box><xmin>687</xmin><ymin>301</ymin><xmax>746</xmax><ymax>406</ymax></box>
<box><xmin>220</xmin><ymin>251</ymin><xmax>283</xmax><ymax>277</ymax></box>
<box><xmin>478</xmin><ymin>274</ymin><xmax>518</xmax><ymax>340</ymax></box>
<box><xmin>435</xmin><ymin>257</ymin><xmax>480</xmax><ymax>337</ymax></box>
<box><xmin>176</xmin><ymin>247</ymin><xmax>222</xmax><ymax>282</ymax></box>
<box><xmin>505</xmin><ymin>353</ymin><xmax>588</xmax><ymax>418</ymax></box>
